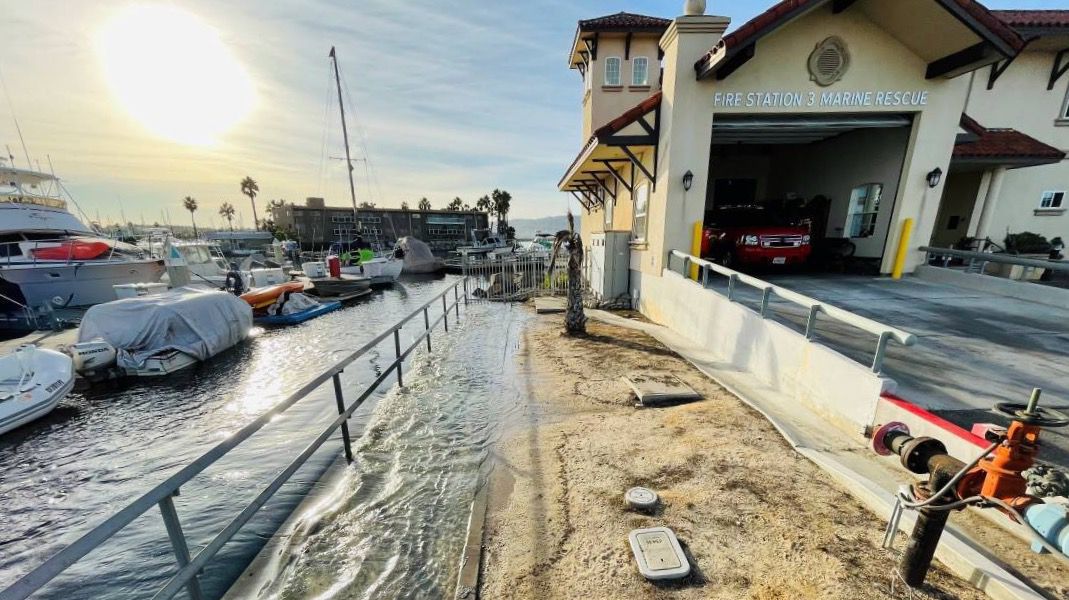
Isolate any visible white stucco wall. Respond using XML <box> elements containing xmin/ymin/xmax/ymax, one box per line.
<box><xmin>650</xmin><ymin>6</ymin><xmax>970</xmax><ymax>274</ymax></box>
<box><xmin>638</xmin><ymin>268</ymin><xmax>895</xmax><ymax>437</ymax></box>
<box><xmin>963</xmin><ymin>50</ymin><xmax>1069</xmax><ymax>244</ymax></box>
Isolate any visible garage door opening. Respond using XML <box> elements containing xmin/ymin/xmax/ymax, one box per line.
<box><xmin>703</xmin><ymin>113</ymin><xmax>913</xmax><ymax>272</ymax></box>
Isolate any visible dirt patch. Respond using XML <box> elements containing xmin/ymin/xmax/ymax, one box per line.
<box><xmin>480</xmin><ymin>314</ymin><xmax>989</xmax><ymax>600</ymax></box>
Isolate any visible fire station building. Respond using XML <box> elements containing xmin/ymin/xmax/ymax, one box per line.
<box><xmin>559</xmin><ymin>1</ymin><xmax>1069</xmax><ymax>307</ymax></box>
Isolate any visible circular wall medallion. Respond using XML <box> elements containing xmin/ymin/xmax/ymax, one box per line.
<box><xmin>808</xmin><ymin>37</ymin><xmax>850</xmax><ymax>87</ymax></box>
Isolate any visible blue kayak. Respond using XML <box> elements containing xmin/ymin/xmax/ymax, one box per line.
<box><xmin>255</xmin><ymin>301</ymin><xmax>342</xmax><ymax>326</ymax></box>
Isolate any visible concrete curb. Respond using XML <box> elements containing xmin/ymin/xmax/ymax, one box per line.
<box><xmin>587</xmin><ymin>309</ymin><xmax>1047</xmax><ymax>600</ymax></box>
<box><xmin>454</xmin><ymin>475</ymin><xmax>490</xmax><ymax>599</ymax></box>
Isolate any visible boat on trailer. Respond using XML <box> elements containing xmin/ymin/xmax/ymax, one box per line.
<box><xmin>0</xmin><ymin>344</ymin><xmax>75</xmax><ymax>436</ymax></box>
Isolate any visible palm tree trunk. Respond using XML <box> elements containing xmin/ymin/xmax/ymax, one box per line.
<box><xmin>248</xmin><ymin>196</ymin><xmax>259</xmax><ymax>230</ymax></box>
<box><xmin>228</xmin><ymin>217</ymin><xmax>233</xmax><ymax>232</ymax></box>
<box><xmin>190</xmin><ymin>213</ymin><xmax>198</xmax><ymax>238</ymax></box>
<box><xmin>565</xmin><ymin>233</ymin><xmax>586</xmax><ymax>334</ymax></box>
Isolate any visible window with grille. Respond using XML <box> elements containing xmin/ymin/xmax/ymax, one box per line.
<box><xmin>632</xmin><ymin>57</ymin><xmax>649</xmax><ymax>86</ymax></box>
<box><xmin>604</xmin><ymin>57</ymin><xmax>621</xmax><ymax>86</ymax></box>
<box><xmin>1040</xmin><ymin>191</ymin><xmax>1065</xmax><ymax>210</ymax></box>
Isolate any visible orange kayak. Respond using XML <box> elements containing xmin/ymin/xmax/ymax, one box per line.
<box><xmin>240</xmin><ymin>281</ymin><xmax>305</xmax><ymax>309</ymax></box>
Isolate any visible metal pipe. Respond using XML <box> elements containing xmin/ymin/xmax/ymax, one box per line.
<box><xmin>900</xmin><ymin>507</ymin><xmax>950</xmax><ymax>587</ymax></box>
<box><xmin>919</xmin><ymin>246</ymin><xmax>1069</xmax><ymax>273</ymax></box>
<box><xmin>442</xmin><ymin>295</ymin><xmax>449</xmax><ymax>332</ymax></box>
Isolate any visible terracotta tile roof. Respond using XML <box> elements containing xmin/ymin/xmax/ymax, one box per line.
<box><xmin>993</xmin><ymin>10</ymin><xmax>1069</xmax><ymax>29</ymax></box>
<box><xmin>559</xmin><ymin>92</ymin><xmax>662</xmax><ymax>188</ymax></box>
<box><xmin>695</xmin><ymin>0</ymin><xmax>1025</xmax><ymax>77</ymax></box>
<box><xmin>954</xmin><ymin>114</ymin><xmax>1065</xmax><ymax>163</ymax></box>
<box><xmin>578</xmin><ymin>12</ymin><xmax>672</xmax><ymax>33</ymax></box>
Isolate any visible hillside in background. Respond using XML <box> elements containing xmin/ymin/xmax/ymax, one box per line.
<box><xmin>511</xmin><ymin>215</ymin><xmax>568</xmax><ymax>239</ymax></box>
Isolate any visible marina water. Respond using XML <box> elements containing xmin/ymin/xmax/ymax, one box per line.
<box><xmin>0</xmin><ymin>275</ymin><xmax>528</xmax><ymax>599</ymax></box>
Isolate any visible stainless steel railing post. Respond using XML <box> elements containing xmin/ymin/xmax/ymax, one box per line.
<box><xmin>805</xmin><ymin>305</ymin><xmax>820</xmax><ymax>340</ymax></box>
<box><xmin>393</xmin><ymin>329</ymin><xmax>403</xmax><ymax>387</ymax></box>
<box><xmin>442</xmin><ymin>295</ymin><xmax>449</xmax><ymax>332</ymax></box>
<box><xmin>872</xmin><ymin>331</ymin><xmax>892</xmax><ymax>374</ymax></box>
<box><xmin>423</xmin><ymin>307</ymin><xmax>432</xmax><ymax>352</ymax></box>
<box><xmin>454</xmin><ymin>286</ymin><xmax>460</xmax><ymax>318</ymax></box>
<box><xmin>332</xmin><ymin>373</ymin><xmax>354</xmax><ymax>464</ymax></box>
<box><xmin>158</xmin><ymin>494</ymin><xmax>204</xmax><ymax>600</ymax></box>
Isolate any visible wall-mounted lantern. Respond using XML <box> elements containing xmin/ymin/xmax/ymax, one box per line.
<box><xmin>682</xmin><ymin>170</ymin><xmax>694</xmax><ymax>192</ymax></box>
<box><xmin>926</xmin><ymin>167</ymin><xmax>943</xmax><ymax>189</ymax></box>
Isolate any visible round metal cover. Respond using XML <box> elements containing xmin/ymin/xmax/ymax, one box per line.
<box><xmin>625</xmin><ymin>487</ymin><xmax>659</xmax><ymax>510</ymax></box>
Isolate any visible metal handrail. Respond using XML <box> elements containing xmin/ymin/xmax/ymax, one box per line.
<box><xmin>667</xmin><ymin>250</ymin><xmax>915</xmax><ymax>373</ymax></box>
<box><xmin>920</xmin><ymin>246</ymin><xmax>1069</xmax><ymax>273</ymax></box>
<box><xmin>1</xmin><ymin>279</ymin><xmax>469</xmax><ymax>600</ymax></box>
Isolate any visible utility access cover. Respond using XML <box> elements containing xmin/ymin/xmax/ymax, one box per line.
<box><xmin>624</xmin><ymin>372</ymin><xmax>700</xmax><ymax>407</ymax></box>
<box><xmin>628</xmin><ymin>527</ymin><xmax>690</xmax><ymax>581</ymax></box>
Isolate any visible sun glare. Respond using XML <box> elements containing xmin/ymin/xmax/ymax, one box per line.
<box><xmin>97</xmin><ymin>4</ymin><xmax>256</xmax><ymax>146</ymax></box>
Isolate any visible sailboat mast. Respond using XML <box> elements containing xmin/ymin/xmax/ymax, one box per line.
<box><xmin>329</xmin><ymin>46</ymin><xmax>360</xmax><ymax>234</ymax></box>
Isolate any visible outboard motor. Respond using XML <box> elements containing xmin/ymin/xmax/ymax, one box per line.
<box><xmin>68</xmin><ymin>340</ymin><xmax>118</xmax><ymax>375</ymax></box>
<box><xmin>225</xmin><ymin>270</ymin><xmax>246</xmax><ymax>296</ymax></box>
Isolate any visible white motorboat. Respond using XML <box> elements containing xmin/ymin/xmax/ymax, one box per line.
<box><xmin>0</xmin><ymin>166</ymin><xmax>165</xmax><ymax>331</ymax></box>
<box><xmin>456</xmin><ymin>230</ymin><xmax>514</xmax><ymax>258</ymax></box>
<box><xmin>339</xmin><ymin>256</ymin><xmax>403</xmax><ymax>284</ymax></box>
<box><xmin>0</xmin><ymin>344</ymin><xmax>75</xmax><ymax>436</ymax></box>
<box><xmin>69</xmin><ymin>287</ymin><xmax>253</xmax><ymax>379</ymax></box>
<box><xmin>161</xmin><ymin>238</ymin><xmax>232</xmax><ymax>289</ymax></box>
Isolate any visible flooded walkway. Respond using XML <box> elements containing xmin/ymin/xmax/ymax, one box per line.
<box><xmin>0</xmin><ymin>278</ymin><xmax>530</xmax><ymax>599</ymax></box>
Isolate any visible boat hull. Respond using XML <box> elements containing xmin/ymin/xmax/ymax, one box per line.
<box><xmin>0</xmin><ymin>348</ymin><xmax>75</xmax><ymax>436</ymax></box>
<box><xmin>339</xmin><ymin>258</ymin><xmax>403</xmax><ymax>284</ymax></box>
<box><xmin>255</xmin><ymin>301</ymin><xmax>342</xmax><ymax>326</ymax></box>
<box><xmin>0</xmin><ymin>259</ymin><xmax>166</xmax><ymax>309</ymax></box>
<box><xmin>308</xmin><ymin>276</ymin><xmax>371</xmax><ymax>297</ymax></box>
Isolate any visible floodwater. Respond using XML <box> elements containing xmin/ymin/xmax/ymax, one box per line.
<box><xmin>0</xmin><ymin>275</ymin><xmax>530</xmax><ymax>599</ymax></box>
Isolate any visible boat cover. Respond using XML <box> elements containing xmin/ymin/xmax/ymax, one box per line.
<box><xmin>78</xmin><ymin>287</ymin><xmax>252</xmax><ymax>370</ymax></box>
<box><xmin>396</xmin><ymin>236</ymin><xmax>443</xmax><ymax>273</ymax></box>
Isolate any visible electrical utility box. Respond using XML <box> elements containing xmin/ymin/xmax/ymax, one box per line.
<box><xmin>587</xmin><ymin>231</ymin><xmax>631</xmax><ymax>305</ymax></box>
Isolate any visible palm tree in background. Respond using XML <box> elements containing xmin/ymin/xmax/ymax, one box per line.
<box><xmin>240</xmin><ymin>176</ymin><xmax>259</xmax><ymax>230</ymax></box>
<box><xmin>418</xmin><ymin>198</ymin><xmax>431</xmax><ymax>211</ymax></box>
<box><xmin>549</xmin><ymin>212</ymin><xmax>586</xmax><ymax>335</ymax></box>
<box><xmin>446</xmin><ymin>197</ymin><xmax>464</xmax><ymax>211</ymax></box>
<box><xmin>183</xmin><ymin>196</ymin><xmax>199</xmax><ymax>238</ymax></box>
<box><xmin>400</xmin><ymin>200</ymin><xmax>410</xmax><ymax>210</ymax></box>
<box><xmin>219</xmin><ymin>202</ymin><xmax>236</xmax><ymax>231</ymax></box>
<box><xmin>491</xmin><ymin>189</ymin><xmax>512</xmax><ymax>237</ymax></box>
<box><xmin>475</xmin><ymin>195</ymin><xmax>492</xmax><ymax>213</ymax></box>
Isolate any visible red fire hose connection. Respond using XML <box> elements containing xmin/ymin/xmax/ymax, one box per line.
<box><xmin>871</xmin><ymin>388</ymin><xmax>1069</xmax><ymax>587</ymax></box>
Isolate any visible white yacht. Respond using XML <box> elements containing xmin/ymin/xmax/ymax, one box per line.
<box><xmin>0</xmin><ymin>166</ymin><xmax>164</xmax><ymax>330</ymax></box>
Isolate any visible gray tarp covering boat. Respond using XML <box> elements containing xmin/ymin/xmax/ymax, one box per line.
<box><xmin>78</xmin><ymin>287</ymin><xmax>252</xmax><ymax>370</ymax></box>
<box><xmin>396</xmin><ymin>236</ymin><xmax>444</xmax><ymax>274</ymax></box>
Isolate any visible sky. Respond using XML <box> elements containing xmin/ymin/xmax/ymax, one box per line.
<box><xmin>1</xmin><ymin>0</ymin><xmax>1065</xmax><ymax>230</ymax></box>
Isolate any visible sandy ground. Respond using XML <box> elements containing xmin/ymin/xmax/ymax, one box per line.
<box><xmin>478</xmin><ymin>313</ymin><xmax>992</xmax><ymax>600</ymax></box>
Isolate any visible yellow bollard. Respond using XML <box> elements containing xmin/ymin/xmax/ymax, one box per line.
<box><xmin>892</xmin><ymin>218</ymin><xmax>914</xmax><ymax>280</ymax></box>
<box><xmin>690</xmin><ymin>221</ymin><xmax>703</xmax><ymax>280</ymax></box>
